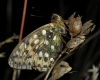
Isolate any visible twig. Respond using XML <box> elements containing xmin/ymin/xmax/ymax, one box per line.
<box><xmin>12</xmin><ymin>0</ymin><xmax>28</xmax><ymax>80</ymax></box>
<box><xmin>12</xmin><ymin>69</ymin><xmax>17</xmax><ymax>80</ymax></box>
<box><xmin>18</xmin><ymin>0</ymin><xmax>28</xmax><ymax>42</ymax></box>
<box><xmin>0</xmin><ymin>33</ymin><xmax>18</xmax><ymax>47</ymax></box>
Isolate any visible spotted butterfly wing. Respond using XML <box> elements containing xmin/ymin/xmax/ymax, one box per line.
<box><xmin>8</xmin><ymin>14</ymin><xmax>66</xmax><ymax>72</ymax></box>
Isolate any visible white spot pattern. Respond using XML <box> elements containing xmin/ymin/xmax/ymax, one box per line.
<box><xmin>42</xmin><ymin>30</ymin><xmax>46</xmax><ymax>35</ymax></box>
<box><xmin>33</xmin><ymin>34</ymin><xmax>38</xmax><ymax>38</ymax></box>
<box><xmin>42</xmin><ymin>68</ymin><xmax>47</xmax><ymax>71</ymax></box>
<box><xmin>50</xmin><ymin>29</ymin><xmax>53</xmax><ymax>32</ymax></box>
<box><xmin>53</xmin><ymin>36</ymin><xmax>56</xmax><ymax>40</ymax></box>
<box><xmin>39</xmin><ymin>51</ymin><xmax>43</xmax><ymax>57</ymax></box>
<box><xmin>50</xmin><ymin>58</ymin><xmax>54</xmax><ymax>62</ymax></box>
<box><xmin>51</xmin><ymin>45</ymin><xmax>55</xmax><ymax>50</ymax></box>
<box><xmin>36</xmin><ymin>45</ymin><xmax>39</xmax><ymax>49</ymax></box>
<box><xmin>24</xmin><ymin>44</ymin><xmax>27</xmax><ymax>48</ymax></box>
<box><xmin>44</xmin><ymin>40</ymin><xmax>49</xmax><ymax>45</ymax></box>
<box><xmin>34</xmin><ymin>39</ymin><xmax>39</xmax><ymax>44</ymax></box>
<box><xmin>49</xmin><ymin>35</ymin><xmax>51</xmax><ymax>37</ymax></box>
<box><xmin>24</xmin><ymin>52</ymin><xmax>26</xmax><ymax>55</ymax></box>
<box><xmin>44</xmin><ymin>52</ymin><xmax>49</xmax><ymax>57</ymax></box>
<box><xmin>50</xmin><ymin>23</ymin><xmax>54</xmax><ymax>27</ymax></box>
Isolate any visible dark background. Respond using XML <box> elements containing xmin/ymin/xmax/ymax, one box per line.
<box><xmin>0</xmin><ymin>0</ymin><xmax>100</xmax><ymax>80</ymax></box>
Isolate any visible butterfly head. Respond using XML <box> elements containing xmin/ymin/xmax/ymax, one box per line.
<box><xmin>51</xmin><ymin>13</ymin><xmax>67</xmax><ymax>36</ymax></box>
<box><xmin>51</xmin><ymin>13</ymin><xmax>63</xmax><ymax>21</ymax></box>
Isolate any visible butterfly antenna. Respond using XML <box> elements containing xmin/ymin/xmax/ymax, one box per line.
<box><xmin>29</xmin><ymin>7</ymin><xmax>47</xmax><ymax>17</ymax></box>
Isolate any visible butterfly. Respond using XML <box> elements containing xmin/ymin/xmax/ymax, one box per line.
<box><xmin>8</xmin><ymin>14</ymin><xmax>67</xmax><ymax>72</ymax></box>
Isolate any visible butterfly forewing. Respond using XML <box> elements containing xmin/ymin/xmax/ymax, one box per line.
<box><xmin>8</xmin><ymin>14</ymin><xmax>66</xmax><ymax>72</ymax></box>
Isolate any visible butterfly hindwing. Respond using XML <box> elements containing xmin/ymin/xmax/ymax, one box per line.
<box><xmin>8</xmin><ymin>23</ymin><xmax>63</xmax><ymax>71</ymax></box>
<box><xmin>8</xmin><ymin>14</ymin><xmax>67</xmax><ymax>72</ymax></box>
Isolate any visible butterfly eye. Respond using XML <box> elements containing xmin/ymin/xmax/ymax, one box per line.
<box><xmin>51</xmin><ymin>14</ymin><xmax>59</xmax><ymax>20</ymax></box>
